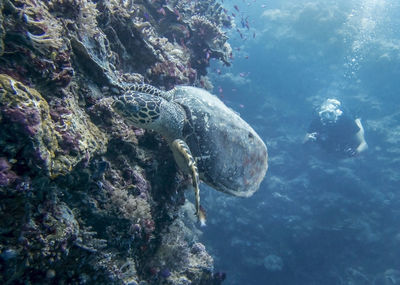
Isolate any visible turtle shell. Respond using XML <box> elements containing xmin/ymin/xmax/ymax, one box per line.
<box><xmin>171</xmin><ymin>86</ymin><xmax>268</xmax><ymax>197</ymax></box>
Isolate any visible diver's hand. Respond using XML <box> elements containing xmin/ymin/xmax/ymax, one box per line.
<box><xmin>304</xmin><ymin>132</ymin><xmax>318</xmax><ymax>143</ymax></box>
<box><xmin>344</xmin><ymin>147</ymin><xmax>357</xmax><ymax>157</ymax></box>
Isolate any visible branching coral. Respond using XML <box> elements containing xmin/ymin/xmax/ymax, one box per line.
<box><xmin>0</xmin><ymin>1</ymin><xmax>76</xmax><ymax>87</ymax></box>
<box><xmin>15</xmin><ymin>0</ymin><xmax>64</xmax><ymax>53</ymax></box>
<box><xmin>106</xmin><ymin>178</ymin><xmax>153</xmax><ymax>226</ymax></box>
<box><xmin>165</xmin><ymin>0</ymin><xmax>232</xmax><ymax>28</ymax></box>
<box><xmin>26</xmin><ymin>32</ymin><xmax>63</xmax><ymax>54</ymax></box>
<box><xmin>189</xmin><ymin>15</ymin><xmax>227</xmax><ymax>44</ymax></box>
<box><xmin>189</xmin><ymin>15</ymin><xmax>231</xmax><ymax>67</ymax></box>
<box><xmin>47</xmin><ymin>0</ymin><xmax>98</xmax><ymax>35</ymax></box>
<box><xmin>150</xmin><ymin>220</ymin><xmax>191</xmax><ymax>272</ymax></box>
<box><xmin>94</xmin><ymin>0</ymin><xmax>230</xmax><ymax>85</ymax></box>
<box><xmin>145</xmin><ymin>219</ymin><xmax>216</xmax><ymax>284</ymax></box>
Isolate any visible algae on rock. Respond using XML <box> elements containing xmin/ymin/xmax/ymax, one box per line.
<box><xmin>0</xmin><ymin>74</ymin><xmax>107</xmax><ymax>177</ymax></box>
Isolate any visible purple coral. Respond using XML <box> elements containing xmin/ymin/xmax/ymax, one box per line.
<box><xmin>158</xmin><ymin>268</ymin><xmax>171</xmax><ymax>278</ymax></box>
<box><xmin>142</xmin><ymin>219</ymin><xmax>155</xmax><ymax>235</ymax></box>
<box><xmin>0</xmin><ymin>157</ymin><xmax>11</xmax><ymax>172</ymax></box>
<box><xmin>58</xmin><ymin>132</ymin><xmax>81</xmax><ymax>154</ymax></box>
<box><xmin>0</xmin><ymin>158</ymin><xmax>18</xmax><ymax>187</ymax></box>
<box><xmin>0</xmin><ymin>172</ymin><xmax>11</xmax><ymax>186</ymax></box>
<box><xmin>50</xmin><ymin>105</ymin><xmax>71</xmax><ymax>122</ymax></box>
<box><xmin>132</xmin><ymin>170</ymin><xmax>150</xmax><ymax>197</ymax></box>
<box><xmin>2</xmin><ymin>107</ymin><xmax>41</xmax><ymax>136</ymax></box>
<box><xmin>191</xmin><ymin>242</ymin><xmax>206</xmax><ymax>254</ymax></box>
<box><xmin>52</xmin><ymin>67</ymin><xmax>74</xmax><ymax>87</ymax></box>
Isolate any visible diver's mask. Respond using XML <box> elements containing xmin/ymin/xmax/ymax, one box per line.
<box><xmin>318</xmin><ymin>99</ymin><xmax>343</xmax><ymax>125</ymax></box>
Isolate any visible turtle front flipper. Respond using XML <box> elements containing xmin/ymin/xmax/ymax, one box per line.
<box><xmin>171</xmin><ymin>139</ymin><xmax>206</xmax><ymax>226</ymax></box>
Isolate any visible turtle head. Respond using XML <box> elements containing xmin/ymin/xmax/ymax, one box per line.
<box><xmin>112</xmin><ymin>92</ymin><xmax>162</xmax><ymax>128</ymax></box>
<box><xmin>112</xmin><ymin>91</ymin><xmax>186</xmax><ymax>141</ymax></box>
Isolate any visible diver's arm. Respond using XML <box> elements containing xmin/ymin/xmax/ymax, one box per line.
<box><xmin>303</xmin><ymin>132</ymin><xmax>318</xmax><ymax>143</ymax></box>
<box><xmin>304</xmin><ymin>118</ymin><xmax>321</xmax><ymax>143</ymax></box>
<box><xmin>354</xmin><ymin>118</ymin><xmax>368</xmax><ymax>154</ymax></box>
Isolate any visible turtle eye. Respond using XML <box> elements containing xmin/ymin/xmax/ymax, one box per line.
<box><xmin>112</xmin><ymin>100</ymin><xmax>125</xmax><ymax>111</ymax></box>
<box><xmin>248</xmin><ymin>132</ymin><xmax>254</xmax><ymax>139</ymax></box>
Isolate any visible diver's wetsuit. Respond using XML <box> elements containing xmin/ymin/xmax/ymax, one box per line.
<box><xmin>308</xmin><ymin>114</ymin><xmax>360</xmax><ymax>156</ymax></box>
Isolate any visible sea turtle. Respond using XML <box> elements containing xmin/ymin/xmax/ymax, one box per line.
<box><xmin>112</xmin><ymin>84</ymin><xmax>268</xmax><ymax>225</ymax></box>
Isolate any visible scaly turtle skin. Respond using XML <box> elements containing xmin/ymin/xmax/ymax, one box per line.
<box><xmin>112</xmin><ymin>84</ymin><xmax>268</xmax><ymax>225</ymax></box>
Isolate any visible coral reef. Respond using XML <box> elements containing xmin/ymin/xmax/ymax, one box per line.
<box><xmin>188</xmin><ymin>15</ymin><xmax>232</xmax><ymax>74</ymax></box>
<box><xmin>0</xmin><ymin>74</ymin><xmax>107</xmax><ymax>178</ymax></box>
<box><xmin>94</xmin><ymin>0</ymin><xmax>232</xmax><ymax>88</ymax></box>
<box><xmin>0</xmin><ymin>0</ymin><xmax>232</xmax><ymax>284</ymax></box>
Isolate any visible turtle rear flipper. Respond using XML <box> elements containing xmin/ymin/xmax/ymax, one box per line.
<box><xmin>171</xmin><ymin>139</ymin><xmax>206</xmax><ymax>226</ymax></box>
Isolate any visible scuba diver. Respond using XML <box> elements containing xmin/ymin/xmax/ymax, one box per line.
<box><xmin>304</xmin><ymin>98</ymin><xmax>368</xmax><ymax>157</ymax></box>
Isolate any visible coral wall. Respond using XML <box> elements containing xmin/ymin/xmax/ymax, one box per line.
<box><xmin>0</xmin><ymin>0</ymin><xmax>231</xmax><ymax>284</ymax></box>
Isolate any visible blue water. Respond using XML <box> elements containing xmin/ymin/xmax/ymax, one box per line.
<box><xmin>201</xmin><ymin>0</ymin><xmax>400</xmax><ymax>284</ymax></box>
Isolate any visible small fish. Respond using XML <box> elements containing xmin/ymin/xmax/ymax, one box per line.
<box><xmin>157</xmin><ymin>7</ymin><xmax>166</xmax><ymax>16</ymax></box>
<box><xmin>232</xmin><ymin>12</ymin><xmax>236</xmax><ymax>17</ymax></box>
<box><xmin>174</xmin><ymin>8</ymin><xmax>182</xmax><ymax>21</ymax></box>
<box><xmin>239</xmin><ymin>104</ymin><xmax>245</xmax><ymax>108</ymax></box>
<box><xmin>180</xmin><ymin>38</ymin><xmax>187</xmax><ymax>49</ymax></box>
<box><xmin>177</xmin><ymin>25</ymin><xmax>190</xmax><ymax>38</ymax></box>
<box><xmin>219</xmin><ymin>87</ymin><xmax>223</xmax><ymax>93</ymax></box>
<box><xmin>236</xmin><ymin>28</ymin><xmax>243</xmax><ymax>39</ymax></box>
<box><xmin>241</xmin><ymin>18</ymin><xmax>246</xmax><ymax>28</ymax></box>
<box><xmin>234</xmin><ymin>5</ymin><xmax>240</xmax><ymax>12</ymax></box>
<box><xmin>216</xmin><ymin>68</ymin><xmax>221</xmax><ymax>75</ymax></box>
<box><xmin>177</xmin><ymin>63</ymin><xmax>184</xmax><ymax>72</ymax></box>
<box><xmin>205</xmin><ymin>51</ymin><xmax>210</xmax><ymax>60</ymax></box>
<box><xmin>253</xmin><ymin>31</ymin><xmax>256</xmax><ymax>38</ymax></box>
<box><xmin>143</xmin><ymin>12</ymin><xmax>150</xmax><ymax>21</ymax></box>
<box><xmin>245</xmin><ymin>55</ymin><xmax>249</xmax><ymax>59</ymax></box>
<box><xmin>239</xmin><ymin>72</ymin><xmax>246</xmax><ymax>77</ymax></box>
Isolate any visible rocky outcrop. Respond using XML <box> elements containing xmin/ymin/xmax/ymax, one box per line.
<box><xmin>0</xmin><ymin>0</ymin><xmax>232</xmax><ymax>284</ymax></box>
